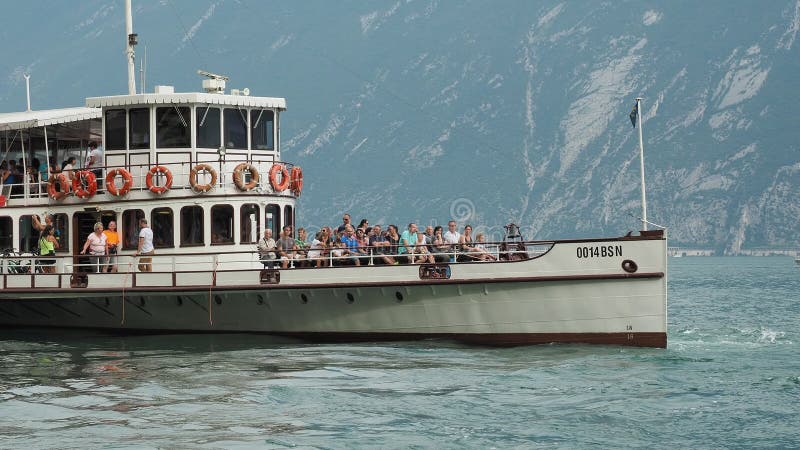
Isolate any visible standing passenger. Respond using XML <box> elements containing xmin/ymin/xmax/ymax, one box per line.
<box><xmin>80</xmin><ymin>222</ymin><xmax>108</xmax><ymax>272</ymax></box>
<box><xmin>38</xmin><ymin>225</ymin><xmax>59</xmax><ymax>273</ymax></box>
<box><xmin>104</xmin><ymin>221</ymin><xmax>120</xmax><ymax>273</ymax></box>
<box><xmin>135</xmin><ymin>218</ymin><xmax>154</xmax><ymax>272</ymax></box>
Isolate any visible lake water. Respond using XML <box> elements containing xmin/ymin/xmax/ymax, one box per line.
<box><xmin>1</xmin><ymin>257</ymin><xmax>798</xmax><ymax>448</ymax></box>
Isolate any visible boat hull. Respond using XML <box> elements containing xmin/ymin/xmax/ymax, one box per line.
<box><xmin>0</xmin><ymin>235</ymin><xmax>668</xmax><ymax>347</ymax></box>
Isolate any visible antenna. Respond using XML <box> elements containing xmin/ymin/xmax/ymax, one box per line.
<box><xmin>139</xmin><ymin>45</ymin><xmax>147</xmax><ymax>94</ymax></box>
<box><xmin>197</xmin><ymin>70</ymin><xmax>229</xmax><ymax>94</ymax></box>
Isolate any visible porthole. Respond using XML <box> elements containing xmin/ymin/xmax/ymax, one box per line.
<box><xmin>301</xmin><ymin>293</ymin><xmax>309</xmax><ymax>304</ymax></box>
<box><xmin>257</xmin><ymin>295</ymin><xmax>265</xmax><ymax>305</ymax></box>
<box><xmin>139</xmin><ymin>297</ymin><xmax>146</xmax><ymax>307</ymax></box>
<box><xmin>176</xmin><ymin>297</ymin><xmax>183</xmax><ymax>306</ymax></box>
<box><xmin>395</xmin><ymin>291</ymin><xmax>404</xmax><ymax>302</ymax></box>
<box><xmin>621</xmin><ymin>259</ymin><xmax>638</xmax><ymax>274</ymax></box>
<box><xmin>346</xmin><ymin>293</ymin><xmax>355</xmax><ymax>304</ymax></box>
<box><xmin>104</xmin><ymin>298</ymin><xmax>110</xmax><ymax>307</ymax></box>
<box><xmin>215</xmin><ymin>295</ymin><xmax>223</xmax><ymax>305</ymax></box>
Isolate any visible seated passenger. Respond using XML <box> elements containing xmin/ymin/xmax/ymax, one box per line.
<box><xmin>413</xmin><ymin>232</ymin><xmax>434</xmax><ymax>264</ymax></box>
<box><xmin>368</xmin><ymin>225</ymin><xmax>396</xmax><ymax>265</ymax></box>
<box><xmin>340</xmin><ymin>226</ymin><xmax>362</xmax><ymax>266</ymax></box>
<box><xmin>430</xmin><ymin>226</ymin><xmax>451</xmax><ymax>263</ymax></box>
<box><xmin>257</xmin><ymin>229</ymin><xmax>277</xmax><ymax>268</ymax></box>
<box><xmin>294</xmin><ymin>227</ymin><xmax>310</xmax><ymax>267</ymax></box>
<box><xmin>474</xmin><ymin>233</ymin><xmax>497</xmax><ymax>261</ymax></box>
<box><xmin>385</xmin><ymin>225</ymin><xmax>401</xmax><ymax>262</ymax></box>
<box><xmin>277</xmin><ymin>226</ymin><xmax>298</xmax><ymax>268</ymax></box>
<box><xmin>308</xmin><ymin>230</ymin><xmax>329</xmax><ymax>267</ymax></box>
<box><xmin>457</xmin><ymin>225</ymin><xmax>480</xmax><ymax>262</ymax></box>
<box><xmin>398</xmin><ymin>223</ymin><xmax>419</xmax><ymax>264</ymax></box>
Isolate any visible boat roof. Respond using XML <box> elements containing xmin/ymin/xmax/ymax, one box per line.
<box><xmin>0</xmin><ymin>107</ymin><xmax>101</xmax><ymax>132</ymax></box>
<box><xmin>86</xmin><ymin>92</ymin><xmax>287</xmax><ymax>110</ymax></box>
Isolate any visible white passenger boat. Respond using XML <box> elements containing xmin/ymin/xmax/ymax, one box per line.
<box><xmin>0</xmin><ymin>2</ymin><xmax>667</xmax><ymax>347</ymax></box>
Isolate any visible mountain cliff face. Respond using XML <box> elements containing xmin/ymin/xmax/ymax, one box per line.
<box><xmin>2</xmin><ymin>0</ymin><xmax>799</xmax><ymax>252</ymax></box>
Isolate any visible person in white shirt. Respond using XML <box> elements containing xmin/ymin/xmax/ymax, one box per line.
<box><xmin>62</xmin><ymin>156</ymin><xmax>77</xmax><ymax>181</ymax></box>
<box><xmin>443</xmin><ymin>220</ymin><xmax>461</xmax><ymax>245</ymax></box>
<box><xmin>85</xmin><ymin>141</ymin><xmax>104</xmax><ymax>180</ymax></box>
<box><xmin>135</xmin><ymin>218</ymin><xmax>155</xmax><ymax>272</ymax></box>
<box><xmin>80</xmin><ymin>222</ymin><xmax>108</xmax><ymax>272</ymax></box>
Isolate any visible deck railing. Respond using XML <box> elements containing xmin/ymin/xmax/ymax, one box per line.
<box><xmin>0</xmin><ymin>157</ymin><xmax>296</xmax><ymax>201</ymax></box>
<box><xmin>0</xmin><ymin>241</ymin><xmax>552</xmax><ymax>275</ymax></box>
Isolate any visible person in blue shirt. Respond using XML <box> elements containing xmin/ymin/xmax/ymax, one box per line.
<box><xmin>399</xmin><ymin>223</ymin><xmax>418</xmax><ymax>264</ymax></box>
<box><xmin>340</xmin><ymin>225</ymin><xmax>362</xmax><ymax>266</ymax></box>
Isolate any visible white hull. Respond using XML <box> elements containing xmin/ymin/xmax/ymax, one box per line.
<box><xmin>0</xmin><ymin>234</ymin><xmax>668</xmax><ymax>347</ymax></box>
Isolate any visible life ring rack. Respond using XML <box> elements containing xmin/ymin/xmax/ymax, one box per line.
<box><xmin>106</xmin><ymin>168</ymin><xmax>134</xmax><ymax>196</ymax></box>
<box><xmin>232</xmin><ymin>163</ymin><xmax>260</xmax><ymax>191</ymax></box>
<box><xmin>146</xmin><ymin>165</ymin><xmax>173</xmax><ymax>194</ymax></box>
<box><xmin>189</xmin><ymin>163</ymin><xmax>217</xmax><ymax>193</ymax></box>
<box><xmin>290</xmin><ymin>166</ymin><xmax>303</xmax><ymax>196</ymax></box>
<box><xmin>47</xmin><ymin>173</ymin><xmax>71</xmax><ymax>200</ymax></box>
<box><xmin>268</xmin><ymin>164</ymin><xmax>290</xmax><ymax>192</ymax></box>
<box><xmin>72</xmin><ymin>170</ymin><xmax>98</xmax><ymax>199</ymax></box>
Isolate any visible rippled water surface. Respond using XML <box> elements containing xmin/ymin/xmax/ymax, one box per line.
<box><xmin>1</xmin><ymin>257</ymin><xmax>798</xmax><ymax>448</ymax></box>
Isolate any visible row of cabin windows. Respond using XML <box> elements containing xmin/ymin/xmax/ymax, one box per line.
<box><xmin>105</xmin><ymin>107</ymin><xmax>275</xmax><ymax>151</ymax></box>
<box><xmin>0</xmin><ymin>204</ymin><xmax>292</xmax><ymax>254</ymax></box>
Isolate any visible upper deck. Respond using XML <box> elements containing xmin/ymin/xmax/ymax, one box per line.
<box><xmin>1</xmin><ymin>87</ymin><xmax>296</xmax><ymax>209</ymax></box>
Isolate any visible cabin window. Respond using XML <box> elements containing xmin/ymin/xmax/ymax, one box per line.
<box><xmin>151</xmin><ymin>207</ymin><xmax>174</xmax><ymax>248</ymax></box>
<box><xmin>156</xmin><ymin>106</ymin><xmax>191</xmax><ymax>148</ymax></box>
<box><xmin>211</xmin><ymin>205</ymin><xmax>234</xmax><ymax>245</ymax></box>
<box><xmin>18</xmin><ymin>214</ymin><xmax>67</xmax><ymax>254</ymax></box>
<box><xmin>240</xmin><ymin>204</ymin><xmax>259</xmax><ymax>244</ymax></box>
<box><xmin>224</xmin><ymin>108</ymin><xmax>247</xmax><ymax>150</ymax></box>
<box><xmin>196</xmin><ymin>107</ymin><xmax>221</xmax><ymax>149</ymax></box>
<box><xmin>284</xmin><ymin>205</ymin><xmax>294</xmax><ymax>235</ymax></box>
<box><xmin>122</xmin><ymin>209</ymin><xmax>145</xmax><ymax>250</ymax></box>
<box><xmin>129</xmin><ymin>108</ymin><xmax>150</xmax><ymax>149</ymax></box>
<box><xmin>105</xmin><ymin>109</ymin><xmax>127</xmax><ymax>150</ymax></box>
<box><xmin>0</xmin><ymin>217</ymin><xmax>12</xmax><ymax>251</ymax></box>
<box><xmin>265</xmin><ymin>204</ymin><xmax>280</xmax><ymax>238</ymax></box>
<box><xmin>180</xmin><ymin>206</ymin><xmax>204</xmax><ymax>246</ymax></box>
<box><xmin>250</xmin><ymin>109</ymin><xmax>274</xmax><ymax>150</ymax></box>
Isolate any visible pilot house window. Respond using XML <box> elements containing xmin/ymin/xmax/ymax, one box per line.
<box><xmin>156</xmin><ymin>107</ymin><xmax>191</xmax><ymax>148</ymax></box>
<box><xmin>196</xmin><ymin>107</ymin><xmax>221</xmax><ymax>149</ymax></box>
<box><xmin>129</xmin><ymin>108</ymin><xmax>150</xmax><ymax>149</ymax></box>
<box><xmin>250</xmin><ymin>109</ymin><xmax>274</xmax><ymax>150</ymax></box>
<box><xmin>224</xmin><ymin>108</ymin><xmax>247</xmax><ymax>150</ymax></box>
<box><xmin>105</xmin><ymin>109</ymin><xmax>126</xmax><ymax>150</ymax></box>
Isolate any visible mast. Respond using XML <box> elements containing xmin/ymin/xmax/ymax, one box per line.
<box><xmin>636</xmin><ymin>97</ymin><xmax>648</xmax><ymax>231</ymax></box>
<box><xmin>24</xmin><ymin>74</ymin><xmax>31</xmax><ymax>111</ymax></box>
<box><xmin>125</xmin><ymin>0</ymin><xmax>137</xmax><ymax>95</ymax></box>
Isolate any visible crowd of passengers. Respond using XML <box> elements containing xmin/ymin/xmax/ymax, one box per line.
<box><xmin>0</xmin><ymin>142</ymin><xmax>103</xmax><ymax>195</ymax></box>
<box><xmin>257</xmin><ymin>213</ymin><xmax>496</xmax><ymax>269</ymax></box>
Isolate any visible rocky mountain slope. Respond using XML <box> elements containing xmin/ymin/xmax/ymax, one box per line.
<box><xmin>2</xmin><ymin>0</ymin><xmax>799</xmax><ymax>252</ymax></box>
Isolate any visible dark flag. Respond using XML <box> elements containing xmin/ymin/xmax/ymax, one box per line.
<box><xmin>629</xmin><ymin>102</ymin><xmax>638</xmax><ymax>128</ymax></box>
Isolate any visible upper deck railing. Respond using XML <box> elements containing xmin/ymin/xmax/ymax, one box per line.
<box><xmin>0</xmin><ymin>157</ymin><xmax>299</xmax><ymax>204</ymax></box>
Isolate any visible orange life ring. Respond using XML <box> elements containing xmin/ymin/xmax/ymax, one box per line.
<box><xmin>106</xmin><ymin>168</ymin><xmax>133</xmax><ymax>196</ymax></box>
<box><xmin>72</xmin><ymin>170</ymin><xmax>98</xmax><ymax>199</ymax></box>
<box><xmin>290</xmin><ymin>166</ymin><xmax>303</xmax><ymax>196</ymax></box>
<box><xmin>232</xmin><ymin>163</ymin><xmax>260</xmax><ymax>191</ymax></box>
<box><xmin>268</xmin><ymin>164</ymin><xmax>290</xmax><ymax>192</ymax></box>
<box><xmin>47</xmin><ymin>173</ymin><xmax>71</xmax><ymax>200</ymax></box>
<box><xmin>189</xmin><ymin>163</ymin><xmax>217</xmax><ymax>193</ymax></box>
<box><xmin>146</xmin><ymin>165</ymin><xmax>173</xmax><ymax>194</ymax></box>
